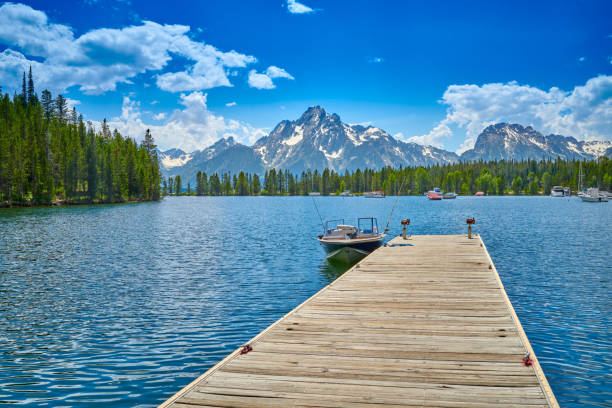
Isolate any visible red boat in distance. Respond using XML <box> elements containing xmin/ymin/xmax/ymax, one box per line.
<box><xmin>426</xmin><ymin>187</ymin><xmax>442</xmax><ymax>200</ymax></box>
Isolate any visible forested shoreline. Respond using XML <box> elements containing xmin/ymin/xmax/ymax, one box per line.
<box><xmin>0</xmin><ymin>70</ymin><xmax>161</xmax><ymax>207</ymax></box>
<box><xmin>164</xmin><ymin>158</ymin><xmax>612</xmax><ymax>196</ymax></box>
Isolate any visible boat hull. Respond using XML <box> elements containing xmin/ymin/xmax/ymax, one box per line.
<box><xmin>580</xmin><ymin>195</ymin><xmax>608</xmax><ymax>202</ymax></box>
<box><xmin>325</xmin><ymin>247</ymin><xmax>371</xmax><ymax>264</ymax></box>
<box><xmin>318</xmin><ymin>236</ymin><xmax>383</xmax><ymax>256</ymax></box>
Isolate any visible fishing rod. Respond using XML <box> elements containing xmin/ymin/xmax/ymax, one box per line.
<box><xmin>384</xmin><ymin>170</ymin><xmax>409</xmax><ymax>234</ymax></box>
<box><xmin>311</xmin><ymin>195</ymin><xmax>325</xmax><ymax>233</ymax></box>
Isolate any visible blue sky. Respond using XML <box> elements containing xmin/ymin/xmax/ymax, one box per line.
<box><xmin>0</xmin><ymin>0</ymin><xmax>611</xmax><ymax>152</ymax></box>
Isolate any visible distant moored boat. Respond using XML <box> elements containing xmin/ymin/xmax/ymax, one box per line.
<box><xmin>425</xmin><ymin>187</ymin><xmax>442</xmax><ymax>200</ymax></box>
<box><xmin>580</xmin><ymin>188</ymin><xmax>608</xmax><ymax>202</ymax></box>
<box><xmin>363</xmin><ymin>191</ymin><xmax>385</xmax><ymax>198</ymax></box>
<box><xmin>551</xmin><ymin>186</ymin><xmax>570</xmax><ymax>197</ymax></box>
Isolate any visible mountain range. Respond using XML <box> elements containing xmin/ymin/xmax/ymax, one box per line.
<box><xmin>160</xmin><ymin>106</ymin><xmax>612</xmax><ymax>184</ymax></box>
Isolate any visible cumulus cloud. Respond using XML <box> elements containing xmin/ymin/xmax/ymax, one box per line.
<box><xmin>0</xmin><ymin>3</ymin><xmax>259</xmax><ymax>94</ymax></box>
<box><xmin>153</xmin><ymin>112</ymin><xmax>166</xmax><ymax>120</ymax></box>
<box><xmin>410</xmin><ymin>76</ymin><xmax>612</xmax><ymax>153</ymax></box>
<box><xmin>248</xmin><ymin>70</ymin><xmax>274</xmax><ymax>89</ymax></box>
<box><xmin>286</xmin><ymin>0</ymin><xmax>315</xmax><ymax>14</ymax></box>
<box><xmin>107</xmin><ymin>91</ymin><xmax>267</xmax><ymax>151</ymax></box>
<box><xmin>265</xmin><ymin>65</ymin><xmax>294</xmax><ymax>80</ymax></box>
<box><xmin>248</xmin><ymin>66</ymin><xmax>294</xmax><ymax>89</ymax></box>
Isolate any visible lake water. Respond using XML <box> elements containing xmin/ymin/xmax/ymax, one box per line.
<box><xmin>0</xmin><ymin>196</ymin><xmax>610</xmax><ymax>407</ymax></box>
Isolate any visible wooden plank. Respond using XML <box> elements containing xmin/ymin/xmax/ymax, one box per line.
<box><xmin>159</xmin><ymin>234</ymin><xmax>558</xmax><ymax>408</ymax></box>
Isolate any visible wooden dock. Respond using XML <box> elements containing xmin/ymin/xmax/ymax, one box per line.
<box><xmin>160</xmin><ymin>234</ymin><xmax>558</xmax><ymax>407</ymax></box>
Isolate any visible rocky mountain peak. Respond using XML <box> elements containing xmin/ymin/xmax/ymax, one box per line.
<box><xmin>462</xmin><ymin>122</ymin><xmax>611</xmax><ymax>161</ymax></box>
<box><xmin>297</xmin><ymin>106</ymin><xmax>327</xmax><ymax>125</ymax></box>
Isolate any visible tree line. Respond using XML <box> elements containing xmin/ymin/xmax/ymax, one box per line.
<box><xmin>0</xmin><ymin>69</ymin><xmax>161</xmax><ymax>206</ymax></box>
<box><xmin>163</xmin><ymin>158</ymin><xmax>612</xmax><ymax>196</ymax></box>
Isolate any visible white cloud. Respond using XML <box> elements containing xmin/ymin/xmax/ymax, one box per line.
<box><xmin>153</xmin><ymin>112</ymin><xmax>166</xmax><ymax>120</ymax></box>
<box><xmin>368</xmin><ymin>57</ymin><xmax>384</xmax><ymax>63</ymax></box>
<box><xmin>410</xmin><ymin>76</ymin><xmax>612</xmax><ymax>153</ymax></box>
<box><xmin>0</xmin><ymin>3</ymin><xmax>259</xmax><ymax>94</ymax></box>
<box><xmin>248</xmin><ymin>66</ymin><xmax>294</xmax><ymax>89</ymax></box>
<box><xmin>265</xmin><ymin>65</ymin><xmax>294</xmax><ymax>80</ymax></box>
<box><xmin>107</xmin><ymin>91</ymin><xmax>266</xmax><ymax>151</ymax></box>
<box><xmin>248</xmin><ymin>70</ymin><xmax>275</xmax><ymax>89</ymax></box>
<box><xmin>286</xmin><ymin>0</ymin><xmax>315</xmax><ymax>14</ymax></box>
<box><xmin>577</xmin><ymin>56</ymin><xmax>586</xmax><ymax>62</ymax></box>
<box><xmin>225</xmin><ymin>101</ymin><xmax>237</xmax><ymax>107</ymax></box>
<box><xmin>65</xmin><ymin>97</ymin><xmax>81</xmax><ymax>109</ymax></box>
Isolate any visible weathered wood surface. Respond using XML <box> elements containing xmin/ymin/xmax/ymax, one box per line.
<box><xmin>160</xmin><ymin>234</ymin><xmax>558</xmax><ymax>407</ymax></box>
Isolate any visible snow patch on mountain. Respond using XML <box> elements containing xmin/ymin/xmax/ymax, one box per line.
<box><xmin>161</xmin><ymin>153</ymin><xmax>192</xmax><ymax>169</ymax></box>
<box><xmin>283</xmin><ymin>125</ymin><xmax>304</xmax><ymax>146</ymax></box>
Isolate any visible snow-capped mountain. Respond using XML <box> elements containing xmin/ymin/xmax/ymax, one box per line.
<box><xmin>161</xmin><ymin>136</ymin><xmax>264</xmax><ymax>183</ymax></box>
<box><xmin>253</xmin><ymin>106</ymin><xmax>458</xmax><ymax>172</ymax></box>
<box><xmin>159</xmin><ymin>109</ymin><xmax>611</xmax><ymax>185</ymax></box>
<box><xmin>461</xmin><ymin>123</ymin><xmax>612</xmax><ymax>161</ymax></box>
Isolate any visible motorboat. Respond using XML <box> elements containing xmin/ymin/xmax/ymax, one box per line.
<box><xmin>551</xmin><ymin>186</ymin><xmax>571</xmax><ymax>197</ymax></box>
<box><xmin>442</xmin><ymin>192</ymin><xmax>457</xmax><ymax>199</ymax></box>
<box><xmin>363</xmin><ymin>191</ymin><xmax>385</xmax><ymax>198</ymax></box>
<box><xmin>308</xmin><ymin>192</ymin><xmax>321</xmax><ymax>196</ymax></box>
<box><xmin>339</xmin><ymin>190</ymin><xmax>353</xmax><ymax>197</ymax></box>
<box><xmin>474</xmin><ymin>191</ymin><xmax>485</xmax><ymax>196</ymax></box>
<box><xmin>426</xmin><ymin>187</ymin><xmax>442</xmax><ymax>200</ymax></box>
<box><xmin>318</xmin><ymin>218</ymin><xmax>385</xmax><ymax>263</ymax></box>
<box><xmin>551</xmin><ymin>186</ymin><xmax>565</xmax><ymax>197</ymax></box>
<box><xmin>580</xmin><ymin>188</ymin><xmax>608</xmax><ymax>202</ymax></box>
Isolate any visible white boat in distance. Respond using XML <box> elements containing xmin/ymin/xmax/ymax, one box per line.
<box><xmin>580</xmin><ymin>188</ymin><xmax>608</xmax><ymax>202</ymax></box>
<box><xmin>551</xmin><ymin>186</ymin><xmax>571</xmax><ymax>197</ymax></box>
<box><xmin>363</xmin><ymin>191</ymin><xmax>385</xmax><ymax>198</ymax></box>
<box><xmin>308</xmin><ymin>192</ymin><xmax>321</xmax><ymax>196</ymax></box>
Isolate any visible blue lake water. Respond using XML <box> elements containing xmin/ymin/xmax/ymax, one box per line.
<box><xmin>0</xmin><ymin>196</ymin><xmax>610</xmax><ymax>407</ymax></box>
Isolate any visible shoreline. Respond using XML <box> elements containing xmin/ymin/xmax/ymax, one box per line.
<box><xmin>0</xmin><ymin>199</ymin><xmax>159</xmax><ymax>209</ymax></box>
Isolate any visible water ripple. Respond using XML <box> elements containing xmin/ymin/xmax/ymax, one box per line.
<box><xmin>0</xmin><ymin>196</ymin><xmax>610</xmax><ymax>407</ymax></box>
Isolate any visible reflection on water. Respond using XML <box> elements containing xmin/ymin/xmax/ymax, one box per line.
<box><xmin>0</xmin><ymin>196</ymin><xmax>611</xmax><ymax>407</ymax></box>
<box><xmin>318</xmin><ymin>259</ymin><xmax>352</xmax><ymax>283</ymax></box>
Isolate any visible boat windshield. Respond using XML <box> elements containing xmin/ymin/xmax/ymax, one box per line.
<box><xmin>358</xmin><ymin>218</ymin><xmax>378</xmax><ymax>236</ymax></box>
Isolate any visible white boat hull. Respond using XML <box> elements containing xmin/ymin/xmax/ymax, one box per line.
<box><xmin>580</xmin><ymin>195</ymin><xmax>608</xmax><ymax>202</ymax></box>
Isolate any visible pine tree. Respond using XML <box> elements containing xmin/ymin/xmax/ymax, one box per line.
<box><xmin>21</xmin><ymin>71</ymin><xmax>27</xmax><ymax>106</ymax></box>
<box><xmin>56</xmin><ymin>94</ymin><xmax>67</xmax><ymax>121</ymax></box>
<box><xmin>196</xmin><ymin>170</ymin><xmax>202</xmax><ymax>195</ymax></box>
<box><xmin>27</xmin><ymin>67</ymin><xmax>36</xmax><ymax>104</ymax></box>
<box><xmin>142</xmin><ymin>129</ymin><xmax>156</xmax><ymax>155</ymax></box>
<box><xmin>41</xmin><ymin>90</ymin><xmax>54</xmax><ymax>119</ymax></box>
